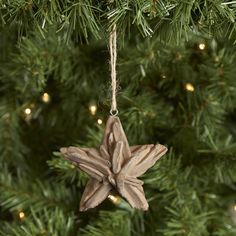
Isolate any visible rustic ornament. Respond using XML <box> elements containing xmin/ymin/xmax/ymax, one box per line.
<box><xmin>60</xmin><ymin>24</ymin><xmax>167</xmax><ymax>211</ymax></box>
<box><xmin>60</xmin><ymin>116</ymin><xmax>167</xmax><ymax>211</ymax></box>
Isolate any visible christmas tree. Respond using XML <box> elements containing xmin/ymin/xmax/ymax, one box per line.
<box><xmin>1</xmin><ymin>1</ymin><xmax>236</xmax><ymax>235</ymax></box>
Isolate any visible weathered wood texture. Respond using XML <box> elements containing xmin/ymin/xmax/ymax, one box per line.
<box><xmin>60</xmin><ymin>116</ymin><xmax>167</xmax><ymax>211</ymax></box>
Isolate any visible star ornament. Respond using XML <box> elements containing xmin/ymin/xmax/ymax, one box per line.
<box><xmin>60</xmin><ymin>116</ymin><xmax>167</xmax><ymax>211</ymax></box>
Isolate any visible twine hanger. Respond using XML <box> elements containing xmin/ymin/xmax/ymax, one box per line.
<box><xmin>109</xmin><ymin>24</ymin><xmax>118</xmax><ymax>116</ymax></box>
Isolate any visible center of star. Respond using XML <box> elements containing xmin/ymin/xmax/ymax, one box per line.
<box><xmin>107</xmin><ymin>173</ymin><xmax>117</xmax><ymax>186</ymax></box>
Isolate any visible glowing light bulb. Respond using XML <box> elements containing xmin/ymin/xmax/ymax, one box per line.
<box><xmin>71</xmin><ymin>162</ymin><xmax>77</xmax><ymax>168</ymax></box>
<box><xmin>214</xmin><ymin>56</ymin><xmax>220</xmax><ymax>63</ymax></box>
<box><xmin>42</xmin><ymin>92</ymin><xmax>50</xmax><ymax>103</ymax></box>
<box><xmin>108</xmin><ymin>195</ymin><xmax>120</xmax><ymax>204</ymax></box>
<box><xmin>185</xmin><ymin>83</ymin><xmax>195</xmax><ymax>92</ymax></box>
<box><xmin>24</xmin><ymin>108</ymin><xmax>31</xmax><ymax>115</ymax></box>
<box><xmin>97</xmin><ymin>119</ymin><xmax>103</xmax><ymax>125</ymax></box>
<box><xmin>19</xmin><ymin>211</ymin><xmax>25</xmax><ymax>219</ymax></box>
<box><xmin>198</xmin><ymin>43</ymin><xmax>206</xmax><ymax>50</ymax></box>
<box><xmin>161</xmin><ymin>74</ymin><xmax>167</xmax><ymax>79</ymax></box>
<box><xmin>89</xmin><ymin>105</ymin><xmax>97</xmax><ymax>115</ymax></box>
<box><xmin>234</xmin><ymin>205</ymin><xmax>236</xmax><ymax>211</ymax></box>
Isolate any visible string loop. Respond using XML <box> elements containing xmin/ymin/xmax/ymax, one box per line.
<box><xmin>110</xmin><ymin>109</ymin><xmax>118</xmax><ymax>116</ymax></box>
<box><xmin>109</xmin><ymin>24</ymin><xmax>118</xmax><ymax>115</ymax></box>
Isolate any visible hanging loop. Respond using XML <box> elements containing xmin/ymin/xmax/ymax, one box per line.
<box><xmin>110</xmin><ymin>109</ymin><xmax>118</xmax><ymax>116</ymax></box>
<box><xmin>109</xmin><ymin>24</ymin><xmax>118</xmax><ymax>115</ymax></box>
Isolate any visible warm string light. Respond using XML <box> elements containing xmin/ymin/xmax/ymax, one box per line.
<box><xmin>214</xmin><ymin>56</ymin><xmax>220</xmax><ymax>63</ymax></box>
<box><xmin>24</xmin><ymin>108</ymin><xmax>31</xmax><ymax>115</ymax></box>
<box><xmin>88</xmin><ymin>103</ymin><xmax>103</xmax><ymax>125</ymax></box>
<box><xmin>23</xmin><ymin>105</ymin><xmax>34</xmax><ymax>122</ymax></box>
<box><xmin>108</xmin><ymin>195</ymin><xmax>120</xmax><ymax>205</ymax></box>
<box><xmin>24</xmin><ymin>107</ymin><xmax>33</xmax><ymax>123</ymax></box>
<box><xmin>18</xmin><ymin>211</ymin><xmax>25</xmax><ymax>220</ymax></box>
<box><xmin>234</xmin><ymin>205</ymin><xmax>236</xmax><ymax>211</ymax></box>
<box><xmin>161</xmin><ymin>74</ymin><xmax>167</xmax><ymax>79</ymax></box>
<box><xmin>185</xmin><ymin>83</ymin><xmax>195</xmax><ymax>92</ymax></box>
<box><xmin>41</xmin><ymin>92</ymin><xmax>50</xmax><ymax>103</ymax></box>
<box><xmin>97</xmin><ymin>119</ymin><xmax>103</xmax><ymax>125</ymax></box>
<box><xmin>198</xmin><ymin>43</ymin><xmax>206</xmax><ymax>50</ymax></box>
<box><xmin>89</xmin><ymin>105</ymin><xmax>97</xmax><ymax>115</ymax></box>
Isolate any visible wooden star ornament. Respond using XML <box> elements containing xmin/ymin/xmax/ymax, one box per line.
<box><xmin>60</xmin><ymin>116</ymin><xmax>167</xmax><ymax>211</ymax></box>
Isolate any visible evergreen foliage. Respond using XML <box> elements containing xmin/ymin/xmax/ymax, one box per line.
<box><xmin>1</xmin><ymin>1</ymin><xmax>236</xmax><ymax>235</ymax></box>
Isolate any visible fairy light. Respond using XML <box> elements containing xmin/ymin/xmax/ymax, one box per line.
<box><xmin>214</xmin><ymin>56</ymin><xmax>220</xmax><ymax>63</ymax></box>
<box><xmin>71</xmin><ymin>162</ymin><xmax>77</xmax><ymax>168</ymax></box>
<box><xmin>41</xmin><ymin>92</ymin><xmax>50</xmax><ymax>103</ymax></box>
<box><xmin>97</xmin><ymin>119</ymin><xmax>103</xmax><ymax>125</ymax></box>
<box><xmin>161</xmin><ymin>74</ymin><xmax>167</xmax><ymax>79</ymax></box>
<box><xmin>185</xmin><ymin>83</ymin><xmax>195</xmax><ymax>92</ymax></box>
<box><xmin>19</xmin><ymin>211</ymin><xmax>25</xmax><ymax>219</ymax></box>
<box><xmin>234</xmin><ymin>205</ymin><xmax>236</xmax><ymax>211</ymax></box>
<box><xmin>24</xmin><ymin>108</ymin><xmax>31</xmax><ymax>115</ymax></box>
<box><xmin>198</xmin><ymin>43</ymin><xmax>206</xmax><ymax>50</ymax></box>
<box><xmin>108</xmin><ymin>195</ymin><xmax>120</xmax><ymax>204</ymax></box>
<box><xmin>89</xmin><ymin>105</ymin><xmax>97</xmax><ymax>115</ymax></box>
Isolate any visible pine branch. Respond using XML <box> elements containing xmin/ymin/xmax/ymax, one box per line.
<box><xmin>0</xmin><ymin>165</ymin><xmax>78</xmax><ymax>213</ymax></box>
<box><xmin>81</xmin><ymin>210</ymin><xmax>131</xmax><ymax>236</ymax></box>
<box><xmin>157</xmin><ymin>206</ymin><xmax>212</xmax><ymax>236</ymax></box>
<box><xmin>0</xmin><ymin>208</ymin><xmax>77</xmax><ymax>236</ymax></box>
<box><xmin>0</xmin><ymin>99</ymin><xmax>28</xmax><ymax>165</ymax></box>
<box><xmin>48</xmin><ymin>152</ymin><xmax>88</xmax><ymax>186</ymax></box>
<box><xmin>1</xmin><ymin>0</ymin><xmax>236</xmax><ymax>42</ymax></box>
